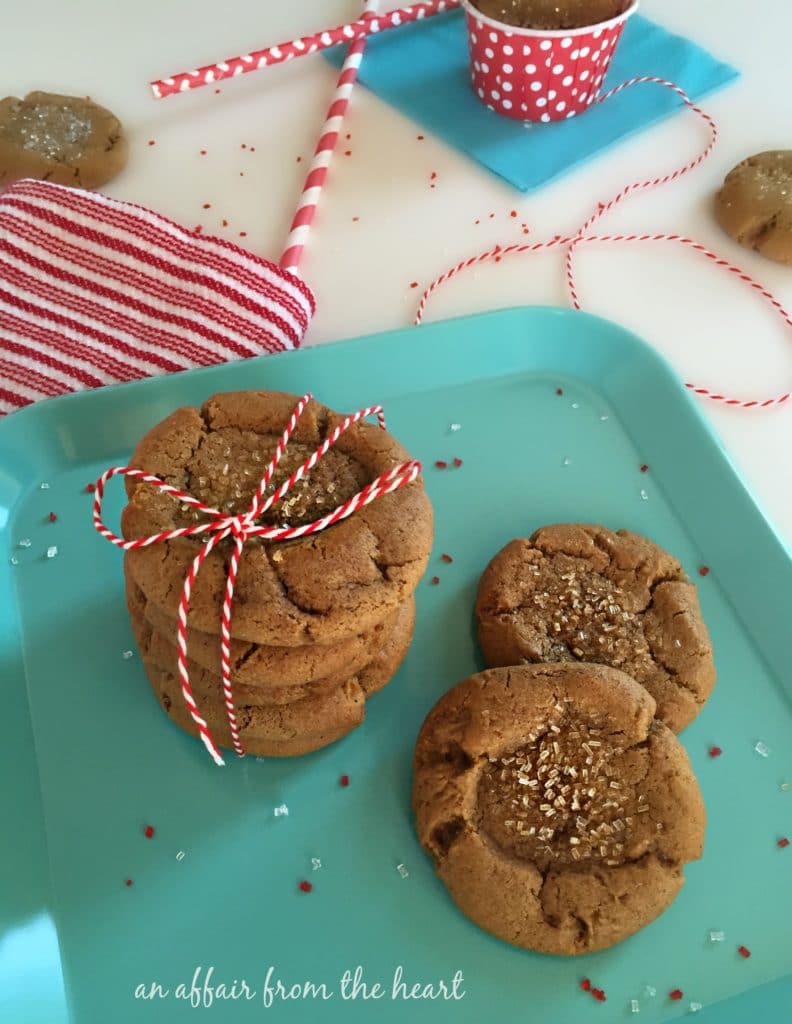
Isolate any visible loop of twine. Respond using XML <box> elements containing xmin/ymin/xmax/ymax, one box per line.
<box><xmin>93</xmin><ymin>393</ymin><xmax>421</xmax><ymax>764</ymax></box>
<box><xmin>415</xmin><ymin>76</ymin><xmax>792</xmax><ymax>409</ymax></box>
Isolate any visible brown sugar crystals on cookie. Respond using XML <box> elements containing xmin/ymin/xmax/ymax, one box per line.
<box><xmin>476</xmin><ymin>524</ymin><xmax>716</xmax><ymax>732</ymax></box>
<box><xmin>471</xmin><ymin>0</ymin><xmax>629</xmax><ymax>30</ymax></box>
<box><xmin>0</xmin><ymin>91</ymin><xmax>128</xmax><ymax>189</ymax></box>
<box><xmin>413</xmin><ymin>664</ymin><xmax>706</xmax><ymax>955</ymax></box>
<box><xmin>715</xmin><ymin>150</ymin><xmax>792</xmax><ymax>267</ymax></box>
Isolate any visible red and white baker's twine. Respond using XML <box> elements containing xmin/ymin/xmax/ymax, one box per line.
<box><xmin>281</xmin><ymin>1</ymin><xmax>380</xmax><ymax>274</ymax></box>
<box><xmin>416</xmin><ymin>77</ymin><xmax>792</xmax><ymax>410</ymax></box>
<box><xmin>93</xmin><ymin>394</ymin><xmax>421</xmax><ymax>765</ymax></box>
<box><xmin>150</xmin><ymin>0</ymin><xmax>459</xmax><ymax>100</ymax></box>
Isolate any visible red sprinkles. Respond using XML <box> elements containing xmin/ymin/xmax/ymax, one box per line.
<box><xmin>591</xmin><ymin>988</ymin><xmax>607</xmax><ymax>1002</ymax></box>
<box><xmin>556</xmin><ymin>388</ymin><xmax>563</xmax><ymax>396</ymax></box>
<box><xmin>410</xmin><ymin>281</ymin><xmax>419</xmax><ymax>289</ymax></box>
<box><xmin>435</xmin><ymin>460</ymin><xmax>448</xmax><ymax>469</ymax></box>
<box><xmin>298</xmin><ymin>880</ymin><xmax>313</xmax><ymax>893</ymax></box>
<box><xmin>431</xmin><ymin>576</ymin><xmax>440</xmax><ymax>585</ymax></box>
<box><xmin>144</xmin><ymin>825</ymin><xmax>155</xmax><ymax>839</ymax></box>
<box><xmin>453</xmin><ymin>457</ymin><xmax>463</xmax><ymax>467</ymax></box>
<box><xmin>640</xmin><ymin>464</ymin><xmax>649</xmax><ymax>473</ymax></box>
<box><xmin>708</xmin><ymin>746</ymin><xmax>722</xmax><ymax>758</ymax></box>
<box><xmin>48</xmin><ymin>512</ymin><xmax>57</xmax><ymax>523</ymax></box>
<box><xmin>778</xmin><ymin>837</ymin><xmax>790</xmax><ymax>848</ymax></box>
<box><xmin>441</xmin><ymin>554</ymin><xmax>453</xmax><ymax>564</ymax></box>
<box><xmin>669</xmin><ymin>989</ymin><xmax>684</xmax><ymax>1001</ymax></box>
<box><xmin>699</xmin><ymin>566</ymin><xmax>710</xmax><ymax>577</ymax></box>
<box><xmin>738</xmin><ymin>945</ymin><xmax>751</xmax><ymax>959</ymax></box>
<box><xmin>84</xmin><ymin>483</ymin><xmax>95</xmax><ymax>493</ymax></box>
<box><xmin>340</xmin><ymin>774</ymin><xmax>350</xmax><ymax>788</ymax></box>
<box><xmin>580</xmin><ymin>979</ymin><xmax>591</xmax><ymax>992</ymax></box>
<box><xmin>125</xmin><ymin>879</ymin><xmax>134</xmax><ymax>887</ymax></box>
<box><xmin>147</xmin><ymin>140</ymin><xmax>156</xmax><ymax>147</ymax></box>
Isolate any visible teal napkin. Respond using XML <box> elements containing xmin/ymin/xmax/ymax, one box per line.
<box><xmin>325</xmin><ymin>11</ymin><xmax>738</xmax><ymax>191</ymax></box>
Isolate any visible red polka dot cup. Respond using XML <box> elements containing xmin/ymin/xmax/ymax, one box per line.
<box><xmin>462</xmin><ymin>1</ymin><xmax>639</xmax><ymax>123</ymax></box>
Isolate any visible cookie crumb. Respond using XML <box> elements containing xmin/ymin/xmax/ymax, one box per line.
<box><xmin>298</xmin><ymin>880</ymin><xmax>313</xmax><ymax>893</ymax></box>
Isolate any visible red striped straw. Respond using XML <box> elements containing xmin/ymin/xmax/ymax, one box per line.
<box><xmin>150</xmin><ymin>0</ymin><xmax>458</xmax><ymax>100</ymax></box>
<box><xmin>280</xmin><ymin>1</ymin><xmax>380</xmax><ymax>275</ymax></box>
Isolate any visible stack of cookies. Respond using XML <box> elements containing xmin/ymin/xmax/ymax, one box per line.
<box><xmin>121</xmin><ymin>390</ymin><xmax>433</xmax><ymax>757</ymax></box>
<box><xmin>413</xmin><ymin>524</ymin><xmax>716</xmax><ymax>954</ymax></box>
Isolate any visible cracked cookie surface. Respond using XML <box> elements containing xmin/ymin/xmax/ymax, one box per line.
<box><xmin>412</xmin><ymin>664</ymin><xmax>705</xmax><ymax>955</ymax></box>
<box><xmin>122</xmin><ymin>391</ymin><xmax>433</xmax><ymax>644</ymax></box>
<box><xmin>715</xmin><ymin>151</ymin><xmax>792</xmax><ymax>266</ymax></box>
<box><xmin>0</xmin><ymin>91</ymin><xmax>128</xmax><ymax>189</ymax></box>
<box><xmin>476</xmin><ymin>524</ymin><xmax>715</xmax><ymax>732</ymax></box>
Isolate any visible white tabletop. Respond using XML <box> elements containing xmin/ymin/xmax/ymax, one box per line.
<box><xmin>5</xmin><ymin>0</ymin><xmax>792</xmax><ymax>539</ymax></box>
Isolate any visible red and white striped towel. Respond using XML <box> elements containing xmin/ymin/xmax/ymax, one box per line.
<box><xmin>0</xmin><ymin>179</ymin><xmax>316</xmax><ymax>415</ymax></box>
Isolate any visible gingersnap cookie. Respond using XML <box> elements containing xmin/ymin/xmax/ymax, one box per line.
<box><xmin>715</xmin><ymin>151</ymin><xmax>792</xmax><ymax>266</ymax></box>
<box><xmin>471</xmin><ymin>0</ymin><xmax>627</xmax><ymax>30</ymax></box>
<box><xmin>137</xmin><ymin>597</ymin><xmax>415</xmax><ymax>755</ymax></box>
<box><xmin>125</xmin><ymin>576</ymin><xmax>401</xmax><ymax>687</ymax></box>
<box><xmin>129</xmin><ymin>593</ymin><xmax>415</xmax><ymax>704</ymax></box>
<box><xmin>153</xmin><ymin>674</ymin><xmax>359</xmax><ymax>758</ymax></box>
<box><xmin>476</xmin><ymin>525</ymin><xmax>715</xmax><ymax>732</ymax></box>
<box><xmin>413</xmin><ymin>663</ymin><xmax>705</xmax><ymax>955</ymax></box>
<box><xmin>0</xmin><ymin>91</ymin><xmax>128</xmax><ymax>189</ymax></box>
<box><xmin>122</xmin><ymin>391</ymin><xmax>432</xmax><ymax>645</ymax></box>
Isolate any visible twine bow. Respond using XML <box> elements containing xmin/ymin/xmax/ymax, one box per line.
<box><xmin>93</xmin><ymin>393</ymin><xmax>422</xmax><ymax>765</ymax></box>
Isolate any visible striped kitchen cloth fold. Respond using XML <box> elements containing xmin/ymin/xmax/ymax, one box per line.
<box><xmin>0</xmin><ymin>178</ymin><xmax>316</xmax><ymax>415</ymax></box>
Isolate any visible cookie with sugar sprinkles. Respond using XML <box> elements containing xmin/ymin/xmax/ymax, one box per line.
<box><xmin>122</xmin><ymin>390</ymin><xmax>433</xmax><ymax>646</ymax></box>
<box><xmin>476</xmin><ymin>524</ymin><xmax>716</xmax><ymax>732</ymax></box>
<box><xmin>412</xmin><ymin>663</ymin><xmax>706</xmax><ymax>954</ymax></box>
<box><xmin>0</xmin><ymin>91</ymin><xmax>128</xmax><ymax>189</ymax></box>
<box><xmin>715</xmin><ymin>150</ymin><xmax>792</xmax><ymax>266</ymax></box>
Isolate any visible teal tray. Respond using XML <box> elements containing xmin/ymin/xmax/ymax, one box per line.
<box><xmin>2</xmin><ymin>307</ymin><xmax>791</xmax><ymax>1024</ymax></box>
